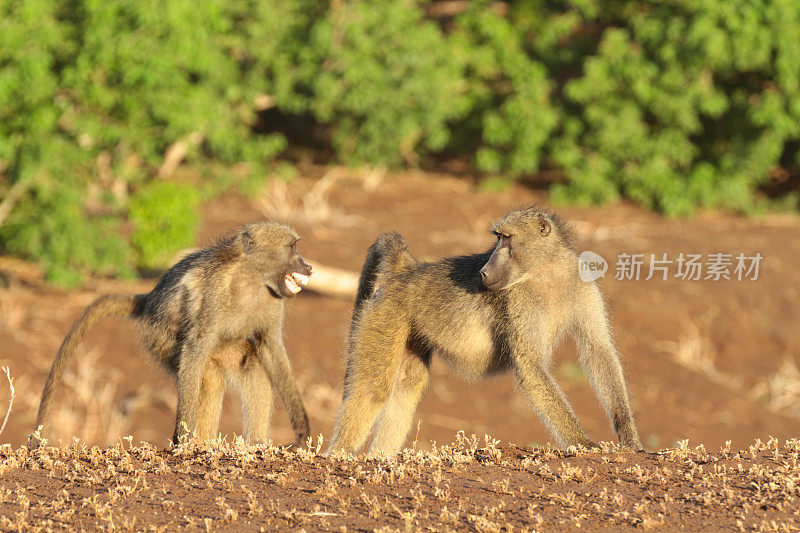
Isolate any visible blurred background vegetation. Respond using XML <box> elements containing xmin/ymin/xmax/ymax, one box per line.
<box><xmin>1</xmin><ymin>0</ymin><xmax>798</xmax><ymax>284</ymax></box>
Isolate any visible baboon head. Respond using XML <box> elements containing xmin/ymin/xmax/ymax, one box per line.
<box><xmin>238</xmin><ymin>223</ymin><xmax>312</xmax><ymax>298</ymax></box>
<box><xmin>480</xmin><ymin>207</ymin><xmax>574</xmax><ymax>291</ymax></box>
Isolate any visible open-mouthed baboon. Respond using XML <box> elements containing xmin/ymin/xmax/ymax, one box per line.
<box><xmin>31</xmin><ymin>222</ymin><xmax>312</xmax><ymax>448</ymax></box>
<box><xmin>329</xmin><ymin>206</ymin><xmax>642</xmax><ymax>456</ymax></box>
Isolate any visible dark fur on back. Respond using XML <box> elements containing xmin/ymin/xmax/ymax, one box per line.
<box><xmin>442</xmin><ymin>252</ymin><xmax>493</xmax><ymax>295</ymax></box>
<box><xmin>142</xmin><ymin>241</ymin><xmax>234</xmax><ymax>320</ymax></box>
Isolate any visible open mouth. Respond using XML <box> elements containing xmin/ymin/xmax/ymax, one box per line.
<box><xmin>284</xmin><ymin>272</ymin><xmax>310</xmax><ymax>294</ymax></box>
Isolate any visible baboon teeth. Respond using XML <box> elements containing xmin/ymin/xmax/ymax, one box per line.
<box><xmin>291</xmin><ymin>273</ymin><xmax>310</xmax><ymax>286</ymax></box>
<box><xmin>284</xmin><ymin>275</ymin><xmax>302</xmax><ymax>294</ymax></box>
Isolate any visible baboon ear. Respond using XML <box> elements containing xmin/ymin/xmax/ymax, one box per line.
<box><xmin>240</xmin><ymin>231</ymin><xmax>256</xmax><ymax>253</ymax></box>
<box><xmin>539</xmin><ymin>219</ymin><xmax>552</xmax><ymax>237</ymax></box>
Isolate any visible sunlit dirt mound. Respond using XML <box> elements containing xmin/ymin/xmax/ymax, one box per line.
<box><xmin>0</xmin><ymin>436</ymin><xmax>798</xmax><ymax>531</ymax></box>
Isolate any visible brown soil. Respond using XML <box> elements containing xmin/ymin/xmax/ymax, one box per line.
<box><xmin>1</xmin><ymin>168</ymin><xmax>800</xmax><ymax>529</ymax></box>
<box><xmin>0</xmin><ymin>438</ymin><xmax>798</xmax><ymax>530</ymax></box>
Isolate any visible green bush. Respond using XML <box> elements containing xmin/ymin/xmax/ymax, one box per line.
<box><xmin>541</xmin><ymin>0</ymin><xmax>800</xmax><ymax>215</ymax></box>
<box><xmin>450</xmin><ymin>6</ymin><xmax>557</xmax><ymax>176</ymax></box>
<box><xmin>129</xmin><ymin>182</ymin><xmax>200</xmax><ymax>270</ymax></box>
<box><xmin>0</xmin><ymin>0</ymin><xmax>289</xmax><ymax>283</ymax></box>
<box><xmin>296</xmin><ymin>0</ymin><xmax>800</xmax><ymax>215</ymax></box>
<box><xmin>0</xmin><ymin>179</ymin><xmax>131</xmax><ymax>286</ymax></box>
<box><xmin>1</xmin><ymin>0</ymin><xmax>799</xmax><ymax>284</ymax></box>
<box><xmin>305</xmin><ymin>0</ymin><xmax>469</xmax><ymax>166</ymax></box>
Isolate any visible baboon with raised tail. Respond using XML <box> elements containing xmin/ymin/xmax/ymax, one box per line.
<box><xmin>31</xmin><ymin>222</ymin><xmax>312</xmax><ymax>448</ymax></box>
<box><xmin>329</xmin><ymin>206</ymin><xmax>642</xmax><ymax>456</ymax></box>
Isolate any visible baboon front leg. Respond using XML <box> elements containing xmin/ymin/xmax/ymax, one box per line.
<box><xmin>368</xmin><ymin>349</ymin><xmax>431</xmax><ymax>457</ymax></box>
<box><xmin>572</xmin><ymin>295</ymin><xmax>642</xmax><ymax>450</ymax></box>
<box><xmin>194</xmin><ymin>359</ymin><xmax>225</xmax><ymax>441</ymax></box>
<box><xmin>514</xmin><ymin>354</ymin><xmax>595</xmax><ymax>449</ymax></box>
<box><xmin>237</xmin><ymin>356</ymin><xmax>274</xmax><ymax>444</ymax></box>
<box><xmin>254</xmin><ymin>332</ymin><xmax>309</xmax><ymax>445</ymax></box>
<box><xmin>329</xmin><ymin>311</ymin><xmax>411</xmax><ymax>455</ymax></box>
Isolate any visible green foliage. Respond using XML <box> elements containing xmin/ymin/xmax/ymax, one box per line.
<box><xmin>523</xmin><ymin>0</ymin><xmax>800</xmax><ymax>215</ymax></box>
<box><xmin>297</xmin><ymin>0</ymin><xmax>800</xmax><ymax>216</ymax></box>
<box><xmin>130</xmin><ymin>182</ymin><xmax>200</xmax><ymax>270</ymax></box>
<box><xmin>0</xmin><ymin>0</ymin><xmax>288</xmax><ymax>283</ymax></box>
<box><xmin>0</xmin><ymin>181</ymin><xmax>131</xmax><ymax>286</ymax></box>
<box><xmin>1</xmin><ymin>0</ymin><xmax>799</xmax><ymax>283</ymax></box>
<box><xmin>451</xmin><ymin>5</ymin><xmax>558</xmax><ymax>176</ymax></box>
<box><xmin>306</xmin><ymin>0</ymin><xmax>469</xmax><ymax>166</ymax></box>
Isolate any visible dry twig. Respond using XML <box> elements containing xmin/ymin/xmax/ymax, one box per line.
<box><xmin>0</xmin><ymin>366</ymin><xmax>15</xmax><ymax>437</ymax></box>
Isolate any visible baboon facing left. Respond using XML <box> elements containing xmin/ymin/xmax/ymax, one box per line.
<box><xmin>330</xmin><ymin>206</ymin><xmax>643</xmax><ymax>456</ymax></box>
<box><xmin>31</xmin><ymin>222</ymin><xmax>312</xmax><ymax>448</ymax></box>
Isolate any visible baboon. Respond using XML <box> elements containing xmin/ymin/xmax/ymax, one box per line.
<box><xmin>329</xmin><ymin>206</ymin><xmax>642</xmax><ymax>456</ymax></box>
<box><xmin>31</xmin><ymin>222</ymin><xmax>312</xmax><ymax>448</ymax></box>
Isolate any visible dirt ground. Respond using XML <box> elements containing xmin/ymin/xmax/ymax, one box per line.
<box><xmin>1</xmin><ymin>168</ymin><xmax>800</xmax><ymax>529</ymax></box>
<box><xmin>1</xmin><ymin>437</ymin><xmax>800</xmax><ymax>531</ymax></box>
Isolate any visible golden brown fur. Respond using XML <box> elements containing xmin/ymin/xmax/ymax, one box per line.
<box><xmin>31</xmin><ymin>222</ymin><xmax>312</xmax><ymax>448</ymax></box>
<box><xmin>329</xmin><ymin>207</ymin><xmax>642</xmax><ymax>456</ymax></box>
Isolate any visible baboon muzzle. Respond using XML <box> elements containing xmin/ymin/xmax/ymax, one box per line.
<box><xmin>284</xmin><ymin>256</ymin><xmax>313</xmax><ymax>296</ymax></box>
<box><xmin>480</xmin><ymin>265</ymin><xmax>502</xmax><ymax>291</ymax></box>
<box><xmin>296</xmin><ymin>256</ymin><xmax>312</xmax><ymax>276</ymax></box>
<box><xmin>480</xmin><ymin>240</ymin><xmax>510</xmax><ymax>291</ymax></box>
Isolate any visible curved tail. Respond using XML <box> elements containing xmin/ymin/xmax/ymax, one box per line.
<box><xmin>31</xmin><ymin>294</ymin><xmax>143</xmax><ymax>447</ymax></box>
<box><xmin>351</xmin><ymin>231</ymin><xmax>413</xmax><ymax>324</ymax></box>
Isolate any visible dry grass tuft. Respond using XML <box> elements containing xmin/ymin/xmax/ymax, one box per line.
<box><xmin>14</xmin><ymin>347</ymin><xmax>171</xmax><ymax>447</ymax></box>
<box><xmin>257</xmin><ymin>171</ymin><xmax>361</xmax><ymax>228</ymax></box>
<box><xmin>751</xmin><ymin>358</ymin><xmax>800</xmax><ymax>416</ymax></box>
<box><xmin>658</xmin><ymin>319</ymin><xmax>742</xmax><ymax>390</ymax></box>
<box><xmin>659</xmin><ymin>320</ymin><xmax>720</xmax><ymax>379</ymax></box>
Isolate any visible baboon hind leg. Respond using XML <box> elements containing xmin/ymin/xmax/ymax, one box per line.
<box><xmin>329</xmin><ymin>311</ymin><xmax>411</xmax><ymax>455</ymax></box>
<box><xmin>368</xmin><ymin>348</ymin><xmax>431</xmax><ymax>457</ymax></box>
<box><xmin>173</xmin><ymin>334</ymin><xmax>215</xmax><ymax>443</ymax></box>
<box><xmin>237</xmin><ymin>356</ymin><xmax>274</xmax><ymax>444</ymax></box>
<box><xmin>194</xmin><ymin>360</ymin><xmax>225</xmax><ymax>442</ymax></box>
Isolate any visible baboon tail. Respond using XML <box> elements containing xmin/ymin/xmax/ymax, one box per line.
<box><xmin>352</xmin><ymin>231</ymin><xmax>413</xmax><ymax>321</ymax></box>
<box><xmin>31</xmin><ymin>294</ymin><xmax>144</xmax><ymax>447</ymax></box>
